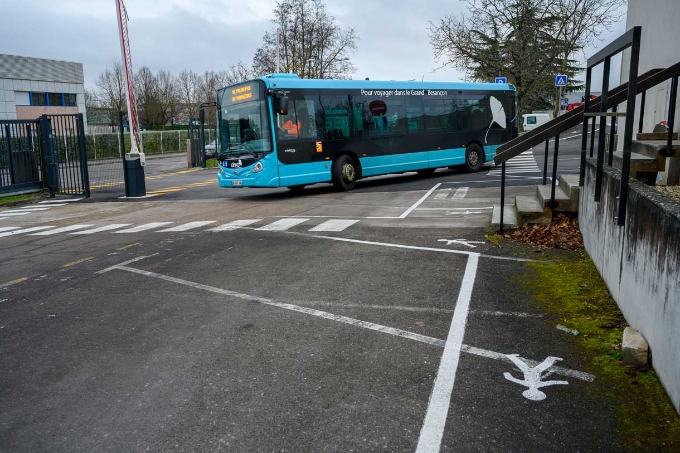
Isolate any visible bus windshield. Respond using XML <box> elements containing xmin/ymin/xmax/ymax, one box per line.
<box><xmin>218</xmin><ymin>82</ymin><xmax>272</xmax><ymax>158</ymax></box>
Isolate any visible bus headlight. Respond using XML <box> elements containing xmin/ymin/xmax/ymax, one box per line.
<box><xmin>252</xmin><ymin>162</ymin><xmax>264</xmax><ymax>173</ymax></box>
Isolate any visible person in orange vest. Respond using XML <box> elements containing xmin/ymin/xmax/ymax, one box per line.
<box><xmin>278</xmin><ymin>112</ymin><xmax>301</xmax><ymax>138</ymax></box>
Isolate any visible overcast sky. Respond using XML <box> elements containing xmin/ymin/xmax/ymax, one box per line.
<box><xmin>0</xmin><ymin>0</ymin><xmax>627</xmax><ymax>90</ymax></box>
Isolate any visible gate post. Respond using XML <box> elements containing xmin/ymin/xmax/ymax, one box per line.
<box><xmin>76</xmin><ymin>114</ymin><xmax>91</xmax><ymax>198</ymax></box>
<box><xmin>4</xmin><ymin>124</ymin><xmax>16</xmax><ymax>185</ymax></box>
<box><xmin>38</xmin><ymin>115</ymin><xmax>57</xmax><ymax>197</ymax></box>
<box><xmin>199</xmin><ymin>107</ymin><xmax>206</xmax><ymax>168</ymax></box>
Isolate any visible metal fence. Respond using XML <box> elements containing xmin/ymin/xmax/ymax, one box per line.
<box><xmin>0</xmin><ymin>119</ymin><xmax>43</xmax><ymax>194</ymax></box>
<box><xmin>84</xmin><ymin>128</ymin><xmax>216</xmax><ymax>160</ymax></box>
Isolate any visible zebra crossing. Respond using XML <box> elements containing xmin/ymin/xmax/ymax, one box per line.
<box><xmin>0</xmin><ymin>199</ymin><xmax>81</xmax><ymax>221</ymax></box>
<box><xmin>487</xmin><ymin>150</ymin><xmax>540</xmax><ymax>175</ymax></box>
<box><xmin>0</xmin><ymin>217</ymin><xmax>364</xmax><ymax>239</ymax></box>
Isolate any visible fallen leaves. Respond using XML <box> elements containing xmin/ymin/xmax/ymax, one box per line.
<box><xmin>503</xmin><ymin>214</ymin><xmax>584</xmax><ymax>250</ymax></box>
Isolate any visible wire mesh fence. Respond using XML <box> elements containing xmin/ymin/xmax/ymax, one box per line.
<box><xmin>84</xmin><ymin>128</ymin><xmax>216</xmax><ymax>160</ymax></box>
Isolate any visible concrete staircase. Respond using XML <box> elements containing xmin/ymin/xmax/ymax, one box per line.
<box><xmin>612</xmin><ymin>139</ymin><xmax>680</xmax><ymax>185</ymax></box>
<box><xmin>492</xmin><ymin>174</ymin><xmax>580</xmax><ymax>230</ymax></box>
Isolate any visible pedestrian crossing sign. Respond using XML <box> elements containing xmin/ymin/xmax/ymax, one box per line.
<box><xmin>555</xmin><ymin>75</ymin><xmax>568</xmax><ymax>87</ymax></box>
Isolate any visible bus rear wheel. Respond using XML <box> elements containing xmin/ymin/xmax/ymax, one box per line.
<box><xmin>465</xmin><ymin>143</ymin><xmax>484</xmax><ymax>172</ymax></box>
<box><xmin>332</xmin><ymin>155</ymin><xmax>357</xmax><ymax>191</ymax></box>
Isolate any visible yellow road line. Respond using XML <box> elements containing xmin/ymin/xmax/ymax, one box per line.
<box><xmin>91</xmin><ymin>168</ymin><xmax>203</xmax><ymax>191</ymax></box>
<box><xmin>0</xmin><ymin>277</ymin><xmax>28</xmax><ymax>289</ymax></box>
<box><xmin>146</xmin><ymin>179</ymin><xmax>217</xmax><ymax>195</ymax></box>
<box><xmin>117</xmin><ymin>242</ymin><xmax>142</xmax><ymax>251</ymax></box>
<box><xmin>62</xmin><ymin>256</ymin><xmax>95</xmax><ymax>268</ymax></box>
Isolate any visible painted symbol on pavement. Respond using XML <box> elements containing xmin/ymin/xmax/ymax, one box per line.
<box><xmin>503</xmin><ymin>354</ymin><xmax>569</xmax><ymax>401</ymax></box>
<box><xmin>438</xmin><ymin>238</ymin><xmax>485</xmax><ymax>248</ymax></box>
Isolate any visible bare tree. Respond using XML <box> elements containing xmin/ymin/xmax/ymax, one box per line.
<box><xmin>155</xmin><ymin>70</ymin><xmax>179</xmax><ymax>125</ymax></box>
<box><xmin>429</xmin><ymin>0</ymin><xmax>624</xmax><ymax>117</ymax></box>
<box><xmin>94</xmin><ymin>60</ymin><xmax>127</xmax><ymax>125</ymax></box>
<box><xmin>177</xmin><ymin>69</ymin><xmax>200</xmax><ymax>121</ymax></box>
<box><xmin>221</xmin><ymin>61</ymin><xmax>254</xmax><ymax>86</ymax></box>
<box><xmin>134</xmin><ymin>66</ymin><xmax>159</xmax><ymax>126</ymax></box>
<box><xmin>253</xmin><ymin>0</ymin><xmax>358</xmax><ymax>79</ymax></box>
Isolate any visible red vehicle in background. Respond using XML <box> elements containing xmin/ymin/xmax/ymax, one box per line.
<box><xmin>567</xmin><ymin>94</ymin><xmax>598</xmax><ymax>111</ymax></box>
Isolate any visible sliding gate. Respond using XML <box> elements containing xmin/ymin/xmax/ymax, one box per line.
<box><xmin>0</xmin><ymin>118</ymin><xmax>43</xmax><ymax>195</ymax></box>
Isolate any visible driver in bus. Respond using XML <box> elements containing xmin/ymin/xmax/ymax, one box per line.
<box><xmin>278</xmin><ymin>112</ymin><xmax>301</xmax><ymax>138</ymax></box>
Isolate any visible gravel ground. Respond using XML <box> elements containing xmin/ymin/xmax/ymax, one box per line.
<box><xmin>653</xmin><ymin>185</ymin><xmax>680</xmax><ymax>200</ymax></box>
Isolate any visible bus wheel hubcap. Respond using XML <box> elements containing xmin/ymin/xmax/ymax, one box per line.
<box><xmin>469</xmin><ymin>151</ymin><xmax>479</xmax><ymax>166</ymax></box>
<box><xmin>343</xmin><ymin>164</ymin><xmax>355</xmax><ymax>182</ymax></box>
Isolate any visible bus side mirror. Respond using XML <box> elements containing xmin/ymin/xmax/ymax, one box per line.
<box><xmin>277</xmin><ymin>95</ymin><xmax>289</xmax><ymax>116</ymax></box>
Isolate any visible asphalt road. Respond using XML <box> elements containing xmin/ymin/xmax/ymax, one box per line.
<box><xmin>1</xmin><ymin>126</ymin><xmax>624</xmax><ymax>451</ymax></box>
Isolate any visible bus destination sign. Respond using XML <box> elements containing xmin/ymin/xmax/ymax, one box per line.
<box><xmin>228</xmin><ymin>83</ymin><xmax>260</xmax><ymax>103</ymax></box>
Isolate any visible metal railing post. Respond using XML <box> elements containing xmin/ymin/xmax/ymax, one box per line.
<box><xmin>666</xmin><ymin>76</ymin><xmax>678</xmax><ymax>157</ymax></box>
<box><xmin>638</xmin><ymin>90</ymin><xmax>646</xmax><ymax>134</ymax></box>
<box><xmin>76</xmin><ymin>113</ymin><xmax>90</xmax><ymax>198</ymax></box>
<box><xmin>543</xmin><ymin>140</ymin><xmax>549</xmax><ymax>185</ymax></box>
<box><xmin>580</xmin><ymin>68</ymin><xmax>592</xmax><ymax>187</ymax></box>
<box><xmin>589</xmin><ymin>117</ymin><xmax>596</xmax><ymax>157</ymax></box>
<box><xmin>500</xmin><ymin>162</ymin><xmax>506</xmax><ymax>232</ymax></box>
<box><xmin>608</xmin><ymin>105</ymin><xmax>617</xmax><ymax>167</ymax></box>
<box><xmin>595</xmin><ymin>57</ymin><xmax>612</xmax><ymax>202</ymax></box>
<box><xmin>550</xmin><ymin>134</ymin><xmax>560</xmax><ymax>209</ymax></box>
<box><xmin>617</xmin><ymin>27</ymin><xmax>641</xmax><ymax>226</ymax></box>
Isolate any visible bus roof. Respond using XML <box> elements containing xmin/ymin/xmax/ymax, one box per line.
<box><xmin>220</xmin><ymin>74</ymin><xmax>516</xmax><ymax>92</ymax></box>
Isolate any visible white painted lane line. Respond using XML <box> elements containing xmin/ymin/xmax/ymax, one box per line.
<box><xmin>107</xmin><ymin>261</ymin><xmax>593</xmax><ymax>383</ymax></box>
<box><xmin>39</xmin><ymin>199</ymin><xmax>81</xmax><ymax>204</ymax></box>
<box><xmin>0</xmin><ymin>227</ymin><xmax>21</xmax><ymax>233</ymax></box>
<box><xmin>433</xmin><ymin>191</ymin><xmax>449</xmax><ymax>200</ymax></box>
<box><xmin>30</xmin><ymin>224</ymin><xmax>92</xmax><ymax>235</ymax></box>
<box><xmin>114</xmin><ymin>222</ymin><xmax>173</xmax><ymax>233</ymax></box>
<box><xmin>416</xmin><ymin>254</ymin><xmax>478</xmax><ymax>453</ymax></box>
<box><xmin>158</xmin><ymin>221</ymin><xmax>216</xmax><ymax>232</ymax></box>
<box><xmin>308</xmin><ymin>219</ymin><xmax>360</xmax><ymax>232</ymax></box>
<box><xmin>293</xmin><ymin>302</ymin><xmax>544</xmax><ymax>318</ymax></box>
<box><xmin>0</xmin><ymin>212</ymin><xmax>31</xmax><ymax>217</ymax></box>
<box><xmin>399</xmin><ymin>183</ymin><xmax>442</xmax><ymax>218</ymax></box>
<box><xmin>0</xmin><ymin>207</ymin><xmax>51</xmax><ymax>213</ymax></box>
<box><xmin>206</xmin><ymin>219</ymin><xmax>262</xmax><ymax>232</ymax></box>
<box><xmin>256</xmin><ymin>218</ymin><xmax>309</xmax><ymax>231</ymax></box>
<box><xmin>71</xmin><ymin>224</ymin><xmax>132</xmax><ymax>235</ymax></box>
<box><xmin>0</xmin><ymin>226</ymin><xmax>55</xmax><ymax>238</ymax></box>
<box><xmin>453</xmin><ymin>187</ymin><xmax>469</xmax><ymax>199</ymax></box>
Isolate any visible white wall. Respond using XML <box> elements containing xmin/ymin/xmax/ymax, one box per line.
<box><xmin>620</xmin><ymin>0</ymin><xmax>680</xmax><ymax>135</ymax></box>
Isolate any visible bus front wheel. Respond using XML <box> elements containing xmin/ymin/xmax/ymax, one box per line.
<box><xmin>332</xmin><ymin>155</ymin><xmax>357</xmax><ymax>191</ymax></box>
<box><xmin>465</xmin><ymin>143</ymin><xmax>484</xmax><ymax>172</ymax></box>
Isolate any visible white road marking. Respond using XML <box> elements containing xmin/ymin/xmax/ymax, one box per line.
<box><xmin>96</xmin><ymin>254</ymin><xmax>160</xmax><ymax>274</ymax></box>
<box><xmin>0</xmin><ymin>207</ymin><xmax>51</xmax><ymax>213</ymax></box>
<box><xmin>256</xmin><ymin>218</ymin><xmax>309</xmax><ymax>231</ymax></box>
<box><xmin>295</xmin><ymin>302</ymin><xmax>544</xmax><ymax>318</ymax></box>
<box><xmin>0</xmin><ymin>212</ymin><xmax>31</xmax><ymax>217</ymax></box>
<box><xmin>399</xmin><ymin>183</ymin><xmax>442</xmax><ymax>218</ymax></box>
<box><xmin>71</xmin><ymin>224</ymin><xmax>132</xmax><ymax>235</ymax></box>
<box><xmin>0</xmin><ymin>226</ymin><xmax>55</xmax><ymax>237</ymax></box>
<box><xmin>438</xmin><ymin>239</ymin><xmax>485</xmax><ymax>248</ymax></box>
<box><xmin>115</xmin><ymin>222</ymin><xmax>173</xmax><ymax>233</ymax></box>
<box><xmin>416</xmin><ymin>254</ymin><xmax>478</xmax><ymax>453</ymax></box>
<box><xmin>309</xmin><ymin>219</ymin><xmax>360</xmax><ymax>232</ymax></box>
<box><xmin>433</xmin><ymin>191</ymin><xmax>449</xmax><ymax>200</ymax></box>
<box><xmin>488</xmin><ymin>151</ymin><xmax>541</xmax><ymax>175</ymax></box>
<box><xmin>445</xmin><ymin>211</ymin><xmax>483</xmax><ymax>216</ymax></box>
<box><xmin>158</xmin><ymin>221</ymin><xmax>216</xmax><ymax>232</ymax></box>
<box><xmin>39</xmin><ymin>199</ymin><xmax>81</xmax><ymax>204</ymax></box>
<box><xmin>30</xmin><ymin>224</ymin><xmax>92</xmax><ymax>235</ymax></box>
<box><xmin>0</xmin><ymin>227</ymin><xmax>21</xmax><ymax>233</ymax></box>
<box><xmin>453</xmin><ymin>187</ymin><xmax>469</xmax><ymax>199</ymax></box>
<box><xmin>207</xmin><ymin>219</ymin><xmax>262</xmax><ymax>231</ymax></box>
<box><xmin>503</xmin><ymin>355</ymin><xmax>569</xmax><ymax>401</ymax></box>
<box><xmin>102</xmin><ymin>257</ymin><xmax>593</xmax><ymax>383</ymax></box>
<box><xmin>416</xmin><ymin>207</ymin><xmax>493</xmax><ymax>211</ymax></box>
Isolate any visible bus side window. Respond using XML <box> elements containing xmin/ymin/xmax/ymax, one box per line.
<box><xmin>318</xmin><ymin>95</ymin><xmax>351</xmax><ymax>139</ymax></box>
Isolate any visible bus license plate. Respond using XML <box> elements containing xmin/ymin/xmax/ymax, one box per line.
<box><xmin>232</xmin><ymin>181</ymin><xmax>242</xmax><ymax>187</ymax></box>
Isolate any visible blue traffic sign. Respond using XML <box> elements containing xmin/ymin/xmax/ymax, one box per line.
<box><xmin>555</xmin><ymin>75</ymin><xmax>568</xmax><ymax>87</ymax></box>
<box><xmin>495</xmin><ymin>77</ymin><xmax>507</xmax><ymax>84</ymax></box>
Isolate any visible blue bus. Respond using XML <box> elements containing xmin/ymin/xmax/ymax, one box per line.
<box><xmin>216</xmin><ymin>74</ymin><xmax>517</xmax><ymax>191</ymax></box>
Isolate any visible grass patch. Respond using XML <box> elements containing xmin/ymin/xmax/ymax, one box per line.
<box><xmin>524</xmin><ymin>252</ymin><xmax>680</xmax><ymax>450</ymax></box>
<box><xmin>205</xmin><ymin>158</ymin><xmax>219</xmax><ymax>169</ymax></box>
<box><xmin>0</xmin><ymin>192</ymin><xmax>43</xmax><ymax>207</ymax></box>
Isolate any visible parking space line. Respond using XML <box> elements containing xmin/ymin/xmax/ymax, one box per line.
<box><xmin>399</xmin><ymin>183</ymin><xmax>442</xmax><ymax>218</ymax></box>
<box><xmin>416</xmin><ymin>253</ymin><xmax>478</xmax><ymax>453</ymax></box>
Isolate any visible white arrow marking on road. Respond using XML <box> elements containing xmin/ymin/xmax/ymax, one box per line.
<box><xmin>445</xmin><ymin>211</ymin><xmax>483</xmax><ymax>216</ymax></box>
<box><xmin>503</xmin><ymin>354</ymin><xmax>569</xmax><ymax>401</ymax></box>
<box><xmin>438</xmin><ymin>239</ymin><xmax>485</xmax><ymax>248</ymax></box>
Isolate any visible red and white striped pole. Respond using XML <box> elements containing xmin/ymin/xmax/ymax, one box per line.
<box><xmin>115</xmin><ymin>0</ymin><xmax>144</xmax><ymax>160</ymax></box>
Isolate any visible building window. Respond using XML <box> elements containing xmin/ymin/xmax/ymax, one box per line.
<box><xmin>64</xmin><ymin>93</ymin><xmax>77</xmax><ymax>106</ymax></box>
<box><xmin>31</xmin><ymin>92</ymin><xmax>47</xmax><ymax>106</ymax></box>
<box><xmin>48</xmin><ymin>93</ymin><xmax>63</xmax><ymax>106</ymax></box>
